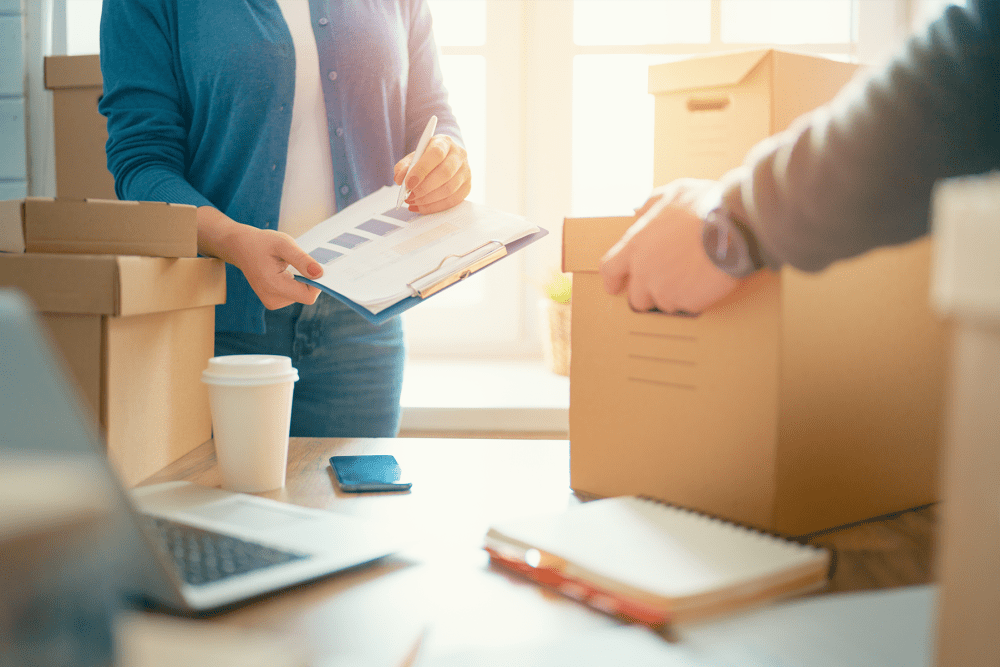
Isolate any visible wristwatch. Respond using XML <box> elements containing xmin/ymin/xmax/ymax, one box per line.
<box><xmin>701</xmin><ymin>205</ymin><xmax>765</xmax><ymax>279</ymax></box>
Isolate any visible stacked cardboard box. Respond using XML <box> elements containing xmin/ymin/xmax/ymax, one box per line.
<box><xmin>564</xmin><ymin>50</ymin><xmax>950</xmax><ymax>535</ymax></box>
<box><xmin>1</xmin><ymin>54</ymin><xmax>225</xmax><ymax>486</ymax></box>
<box><xmin>44</xmin><ymin>55</ymin><xmax>116</xmax><ymax>201</ymax></box>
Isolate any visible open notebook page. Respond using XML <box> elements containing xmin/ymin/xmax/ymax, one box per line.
<box><xmin>487</xmin><ymin>496</ymin><xmax>827</xmax><ymax>598</ymax></box>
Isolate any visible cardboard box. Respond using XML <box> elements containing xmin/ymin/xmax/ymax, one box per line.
<box><xmin>0</xmin><ymin>197</ymin><xmax>197</xmax><ymax>256</ymax></box>
<box><xmin>649</xmin><ymin>49</ymin><xmax>860</xmax><ymax>184</ymax></box>
<box><xmin>564</xmin><ymin>218</ymin><xmax>950</xmax><ymax>535</ymax></box>
<box><xmin>564</xmin><ymin>50</ymin><xmax>948</xmax><ymax>536</ymax></box>
<box><xmin>44</xmin><ymin>55</ymin><xmax>117</xmax><ymax>200</ymax></box>
<box><xmin>0</xmin><ymin>254</ymin><xmax>226</xmax><ymax>486</ymax></box>
<box><xmin>928</xmin><ymin>175</ymin><xmax>1000</xmax><ymax>666</ymax></box>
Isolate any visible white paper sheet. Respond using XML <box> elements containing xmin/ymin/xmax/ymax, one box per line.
<box><xmin>294</xmin><ymin>187</ymin><xmax>538</xmax><ymax>314</ymax></box>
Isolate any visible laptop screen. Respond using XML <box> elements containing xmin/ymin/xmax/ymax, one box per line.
<box><xmin>0</xmin><ymin>289</ymin><xmax>185</xmax><ymax>610</ymax></box>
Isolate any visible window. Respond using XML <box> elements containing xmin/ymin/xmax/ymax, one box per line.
<box><xmin>407</xmin><ymin>0</ymin><xmax>966</xmax><ymax>362</ymax></box>
<box><xmin>52</xmin><ymin>0</ymin><xmax>965</xmax><ymax>363</ymax></box>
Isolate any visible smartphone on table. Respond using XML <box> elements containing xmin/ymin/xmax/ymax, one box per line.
<box><xmin>329</xmin><ymin>454</ymin><xmax>411</xmax><ymax>493</ymax></box>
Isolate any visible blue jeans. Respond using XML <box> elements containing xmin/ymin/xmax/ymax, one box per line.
<box><xmin>214</xmin><ymin>294</ymin><xmax>405</xmax><ymax>437</ymax></box>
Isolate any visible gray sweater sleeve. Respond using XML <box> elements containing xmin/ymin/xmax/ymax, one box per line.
<box><xmin>721</xmin><ymin>3</ymin><xmax>1000</xmax><ymax>272</ymax></box>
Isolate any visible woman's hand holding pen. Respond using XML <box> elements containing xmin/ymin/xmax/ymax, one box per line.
<box><xmin>393</xmin><ymin>134</ymin><xmax>472</xmax><ymax>214</ymax></box>
<box><xmin>196</xmin><ymin>206</ymin><xmax>323</xmax><ymax>310</ymax></box>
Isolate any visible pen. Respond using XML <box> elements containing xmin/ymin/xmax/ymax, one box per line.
<box><xmin>396</xmin><ymin>626</ymin><xmax>429</xmax><ymax>667</ymax></box>
<box><xmin>396</xmin><ymin>115</ymin><xmax>438</xmax><ymax>209</ymax></box>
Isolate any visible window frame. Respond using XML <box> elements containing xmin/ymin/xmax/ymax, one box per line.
<box><xmin>32</xmin><ymin>1</ymin><xmax>950</xmax><ymax>362</ymax></box>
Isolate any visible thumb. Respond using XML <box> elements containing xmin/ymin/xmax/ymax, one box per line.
<box><xmin>393</xmin><ymin>156</ymin><xmax>412</xmax><ymax>185</ymax></box>
<box><xmin>279</xmin><ymin>238</ymin><xmax>323</xmax><ymax>279</ymax></box>
<box><xmin>599</xmin><ymin>243</ymin><xmax>629</xmax><ymax>295</ymax></box>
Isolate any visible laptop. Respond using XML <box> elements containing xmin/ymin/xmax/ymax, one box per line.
<box><xmin>0</xmin><ymin>289</ymin><xmax>405</xmax><ymax>614</ymax></box>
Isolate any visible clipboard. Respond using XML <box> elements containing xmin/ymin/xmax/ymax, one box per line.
<box><xmin>296</xmin><ymin>227</ymin><xmax>548</xmax><ymax>325</ymax></box>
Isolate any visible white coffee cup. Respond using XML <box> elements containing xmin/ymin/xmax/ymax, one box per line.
<box><xmin>201</xmin><ymin>355</ymin><xmax>299</xmax><ymax>493</ymax></box>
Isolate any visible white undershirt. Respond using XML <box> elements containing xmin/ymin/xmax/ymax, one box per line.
<box><xmin>275</xmin><ymin>0</ymin><xmax>337</xmax><ymax>239</ymax></box>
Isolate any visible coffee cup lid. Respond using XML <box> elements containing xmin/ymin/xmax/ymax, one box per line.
<box><xmin>202</xmin><ymin>355</ymin><xmax>299</xmax><ymax>386</ymax></box>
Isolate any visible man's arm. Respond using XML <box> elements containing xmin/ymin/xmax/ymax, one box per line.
<box><xmin>601</xmin><ymin>2</ymin><xmax>999</xmax><ymax>312</ymax></box>
<box><xmin>727</xmin><ymin>2</ymin><xmax>999</xmax><ymax>272</ymax></box>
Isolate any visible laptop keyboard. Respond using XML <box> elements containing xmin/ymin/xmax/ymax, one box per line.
<box><xmin>142</xmin><ymin>516</ymin><xmax>309</xmax><ymax>586</ymax></box>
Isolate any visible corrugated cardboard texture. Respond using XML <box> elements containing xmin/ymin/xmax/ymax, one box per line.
<box><xmin>44</xmin><ymin>55</ymin><xmax>116</xmax><ymax>200</ymax></box>
<box><xmin>649</xmin><ymin>49</ymin><xmax>859</xmax><ymax>184</ymax></box>
<box><xmin>565</xmin><ymin>216</ymin><xmax>948</xmax><ymax>535</ymax></box>
<box><xmin>0</xmin><ymin>254</ymin><xmax>225</xmax><ymax>486</ymax></box>
<box><xmin>565</xmin><ymin>217</ymin><xmax>782</xmax><ymax>528</ymax></box>
<box><xmin>774</xmin><ymin>238</ymin><xmax>947</xmax><ymax>531</ymax></box>
<box><xmin>1</xmin><ymin>198</ymin><xmax>197</xmax><ymax>257</ymax></box>
<box><xmin>41</xmin><ymin>313</ymin><xmax>104</xmax><ymax>422</ymax></box>
<box><xmin>933</xmin><ymin>325</ymin><xmax>1000</xmax><ymax>667</ymax></box>
<box><xmin>0</xmin><ymin>254</ymin><xmax>225</xmax><ymax>316</ymax></box>
<box><xmin>105</xmin><ymin>306</ymin><xmax>216</xmax><ymax>486</ymax></box>
<box><xmin>928</xmin><ymin>174</ymin><xmax>1000</xmax><ymax>667</ymax></box>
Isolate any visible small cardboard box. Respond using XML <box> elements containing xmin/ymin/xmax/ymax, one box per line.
<box><xmin>0</xmin><ymin>197</ymin><xmax>197</xmax><ymax>256</ymax></box>
<box><xmin>564</xmin><ymin>218</ymin><xmax>950</xmax><ymax>535</ymax></box>
<box><xmin>0</xmin><ymin>253</ymin><xmax>226</xmax><ymax>486</ymax></box>
<box><xmin>44</xmin><ymin>55</ymin><xmax>117</xmax><ymax>201</ymax></box>
<box><xmin>649</xmin><ymin>49</ymin><xmax>860</xmax><ymax>184</ymax></box>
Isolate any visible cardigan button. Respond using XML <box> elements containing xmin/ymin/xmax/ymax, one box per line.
<box><xmin>319</xmin><ymin>17</ymin><xmax>329</xmax><ymax>26</ymax></box>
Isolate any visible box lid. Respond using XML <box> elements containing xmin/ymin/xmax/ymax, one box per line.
<box><xmin>14</xmin><ymin>198</ymin><xmax>198</xmax><ymax>257</ymax></box>
<box><xmin>649</xmin><ymin>49</ymin><xmax>772</xmax><ymax>95</ymax></box>
<box><xmin>45</xmin><ymin>55</ymin><xmax>102</xmax><ymax>90</ymax></box>
<box><xmin>562</xmin><ymin>216</ymin><xmax>634</xmax><ymax>274</ymax></box>
<box><xmin>0</xmin><ymin>254</ymin><xmax>226</xmax><ymax>316</ymax></box>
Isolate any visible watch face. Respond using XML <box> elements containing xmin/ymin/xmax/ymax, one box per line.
<box><xmin>703</xmin><ymin>218</ymin><xmax>737</xmax><ymax>269</ymax></box>
<box><xmin>702</xmin><ymin>211</ymin><xmax>756</xmax><ymax>278</ymax></box>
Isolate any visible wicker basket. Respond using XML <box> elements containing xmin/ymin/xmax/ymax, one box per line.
<box><xmin>541</xmin><ymin>299</ymin><xmax>571</xmax><ymax>377</ymax></box>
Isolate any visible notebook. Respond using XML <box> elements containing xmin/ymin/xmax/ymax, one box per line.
<box><xmin>484</xmin><ymin>496</ymin><xmax>830</xmax><ymax>627</ymax></box>
<box><xmin>0</xmin><ymin>289</ymin><xmax>405</xmax><ymax>614</ymax></box>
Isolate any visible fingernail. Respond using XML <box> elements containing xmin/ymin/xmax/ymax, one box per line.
<box><xmin>308</xmin><ymin>263</ymin><xmax>321</xmax><ymax>277</ymax></box>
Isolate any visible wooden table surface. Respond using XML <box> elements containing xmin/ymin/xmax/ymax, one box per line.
<box><xmin>140</xmin><ymin>437</ymin><xmax>936</xmax><ymax>664</ymax></box>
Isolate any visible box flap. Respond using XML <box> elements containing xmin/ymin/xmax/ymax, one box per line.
<box><xmin>44</xmin><ymin>55</ymin><xmax>103</xmax><ymax>90</ymax></box>
<box><xmin>0</xmin><ymin>254</ymin><xmax>122</xmax><ymax>314</ymax></box>
<box><xmin>116</xmin><ymin>256</ymin><xmax>226</xmax><ymax>316</ymax></box>
<box><xmin>562</xmin><ymin>216</ymin><xmax>635</xmax><ymax>274</ymax></box>
<box><xmin>21</xmin><ymin>198</ymin><xmax>198</xmax><ymax>258</ymax></box>
<box><xmin>648</xmin><ymin>49</ymin><xmax>771</xmax><ymax>95</ymax></box>
<box><xmin>0</xmin><ymin>199</ymin><xmax>27</xmax><ymax>253</ymax></box>
<box><xmin>0</xmin><ymin>255</ymin><xmax>225</xmax><ymax>315</ymax></box>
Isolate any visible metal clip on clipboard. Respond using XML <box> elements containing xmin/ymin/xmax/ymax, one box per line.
<box><xmin>407</xmin><ymin>239</ymin><xmax>507</xmax><ymax>299</ymax></box>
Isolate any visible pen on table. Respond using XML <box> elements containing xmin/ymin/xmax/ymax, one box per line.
<box><xmin>396</xmin><ymin>115</ymin><xmax>438</xmax><ymax>209</ymax></box>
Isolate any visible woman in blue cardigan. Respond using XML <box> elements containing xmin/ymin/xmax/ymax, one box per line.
<box><xmin>99</xmin><ymin>0</ymin><xmax>470</xmax><ymax>437</ymax></box>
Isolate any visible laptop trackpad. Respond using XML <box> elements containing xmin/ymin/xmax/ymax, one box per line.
<box><xmin>182</xmin><ymin>498</ymin><xmax>308</xmax><ymax>532</ymax></box>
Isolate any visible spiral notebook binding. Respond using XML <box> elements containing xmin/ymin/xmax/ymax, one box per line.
<box><xmin>632</xmin><ymin>494</ymin><xmax>837</xmax><ymax>579</ymax></box>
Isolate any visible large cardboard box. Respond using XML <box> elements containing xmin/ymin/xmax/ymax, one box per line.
<box><xmin>564</xmin><ymin>219</ymin><xmax>949</xmax><ymax>535</ymax></box>
<box><xmin>0</xmin><ymin>197</ymin><xmax>197</xmax><ymax>256</ymax></box>
<box><xmin>0</xmin><ymin>254</ymin><xmax>226</xmax><ymax>486</ymax></box>
<box><xmin>564</xmin><ymin>50</ymin><xmax>949</xmax><ymax>536</ymax></box>
<box><xmin>44</xmin><ymin>55</ymin><xmax>116</xmax><ymax>200</ymax></box>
